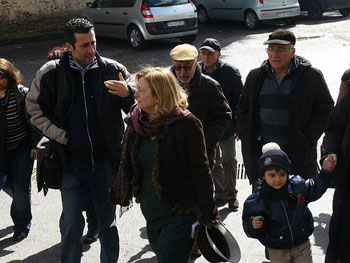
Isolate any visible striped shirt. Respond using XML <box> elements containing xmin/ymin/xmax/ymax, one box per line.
<box><xmin>0</xmin><ymin>89</ymin><xmax>28</xmax><ymax>150</ymax></box>
<box><xmin>257</xmin><ymin>60</ymin><xmax>296</xmax><ymax>147</ymax></box>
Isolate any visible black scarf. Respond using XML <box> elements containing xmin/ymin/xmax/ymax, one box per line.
<box><xmin>258</xmin><ymin>179</ymin><xmax>297</xmax><ymax>208</ymax></box>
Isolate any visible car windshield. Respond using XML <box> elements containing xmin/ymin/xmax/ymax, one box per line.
<box><xmin>144</xmin><ymin>0</ymin><xmax>188</xmax><ymax>7</ymax></box>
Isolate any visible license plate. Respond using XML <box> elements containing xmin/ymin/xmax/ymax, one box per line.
<box><xmin>276</xmin><ymin>12</ymin><xmax>291</xmax><ymax>17</ymax></box>
<box><xmin>167</xmin><ymin>21</ymin><xmax>185</xmax><ymax>27</ymax></box>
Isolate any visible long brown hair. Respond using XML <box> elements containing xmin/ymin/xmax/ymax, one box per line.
<box><xmin>0</xmin><ymin>58</ymin><xmax>22</xmax><ymax>90</ymax></box>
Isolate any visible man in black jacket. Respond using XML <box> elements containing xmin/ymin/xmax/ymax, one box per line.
<box><xmin>169</xmin><ymin>43</ymin><xmax>232</xmax><ymax>170</ymax></box>
<box><xmin>198</xmin><ymin>38</ymin><xmax>243</xmax><ymax>210</ymax></box>
<box><xmin>169</xmin><ymin>43</ymin><xmax>231</xmax><ymax>258</ymax></box>
<box><xmin>26</xmin><ymin>18</ymin><xmax>135</xmax><ymax>263</ymax></box>
<box><xmin>236</xmin><ymin>29</ymin><xmax>334</xmax><ymax>189</ymax></box>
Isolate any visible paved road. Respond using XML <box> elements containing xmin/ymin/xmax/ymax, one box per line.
<box><xmin>0</xmin><ymin>173</ymin><xmax>334</xmax><ymax>263</ymax></box>
<box><xmin>0</xmin><ymin>11</ymin><xmax>349</xmax><ymax>263</ymax></box>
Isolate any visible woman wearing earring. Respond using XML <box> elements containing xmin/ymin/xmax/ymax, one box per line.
<box><xmin>0</xmin><ymin>58</ymin><xmax>39</xmax><ymax>241</ymax></box>
<box><xmin>110</xmin><ymin>67</ymin><xmax>218</xmax><ymax>263</ymax></box>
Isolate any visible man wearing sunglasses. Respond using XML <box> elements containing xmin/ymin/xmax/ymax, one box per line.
<box><xmin>170</xmin><ymin>43</ymin><xmax>231</xmax><ymax>258</ymax></box>
<box><xmin>236</xmin><ymin>29</ymin><xmax>334</xmax><ymax>190</ymax></box>
<box><xmin>170</xmin><ymin>44</ymin><xmax>231</xmax><ymax>171</ymax></box>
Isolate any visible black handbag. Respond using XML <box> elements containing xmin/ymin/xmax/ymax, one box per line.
<box><xmin>36</xmin><ymin>138</ymin><xmax>61</xmax><ymax>195</ymax></box>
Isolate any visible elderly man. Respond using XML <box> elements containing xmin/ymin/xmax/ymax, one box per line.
<box><xmin>170</xmin><ymin>43</ymin><xmax>231</xmax><ymax>257</ymax></box>
<box><xmin>198</xmin><ymin>38</ymin><xmax>243</xmax><ymax>210</ymax></box>
<box><xmin>236</xmin><ymin>29</ymin><xmax>334</xmax><ymax>189</ymax></box>
<box><xmin>170</xmin><ymin>44</ymin><xmax>232</xmax><ymax>169</ymax></box>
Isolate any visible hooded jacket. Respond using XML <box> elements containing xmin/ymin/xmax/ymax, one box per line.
<box><xmin>236</xmin><ymin>56</ymin><xmax>334</xmax><ymax>183</ymax></box>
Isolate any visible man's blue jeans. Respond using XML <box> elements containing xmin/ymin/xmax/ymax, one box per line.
<box><xmin>59</xmin><ymin>159</ymin><xmax>119</xmax><ymax>263</ymax></box>
<box><xmin>3</xmin><ymin>144</ymin><xmax>33</xmax><ymax>234</ymax></box>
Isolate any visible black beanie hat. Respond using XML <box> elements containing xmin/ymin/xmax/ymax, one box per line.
<box><xmin>258</xmin><ymin>143</ymin><xmax>291</xmax><ymax>176</ymax></box>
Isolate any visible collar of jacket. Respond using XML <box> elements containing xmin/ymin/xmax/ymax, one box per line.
<box><xmin>261</xmin><ymin>55</ymin><xmax>311</xmax><ymax>74</ymax></box>
<box><xmin>199</xmin><ymin>59</ymin><xmax>224</xmax><ymax>75</ymax></box>
<box><xmin>58</xmin><ymin>50</ymin><xmax>107</xmax><ymax>71</ymax></box>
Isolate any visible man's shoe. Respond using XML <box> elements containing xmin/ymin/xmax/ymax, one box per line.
<box><xmin>83</xmin><ymin>229</ymin><xmax>98</xmax><ymax>244</ymax></box>
<box><xmin>12</xmin><ymin>232</ymin><xmax>28</xmax><ymax>241</ymax></box>
<box><xmin>228</xmin><ymin>199</ymin><xmax>239</xmax><ymax>210</ymax></box>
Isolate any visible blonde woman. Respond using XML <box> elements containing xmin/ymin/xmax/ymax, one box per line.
<box><xmin>110</xmin><ymin>67</ymin><xmax>218</xmax><ymax>263</ymax></box>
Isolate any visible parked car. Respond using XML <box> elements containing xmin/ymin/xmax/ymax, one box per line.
<box><xmin>195</xmin><ymin>0</ymin><xmax>301</xmax><ymax>29</ymax></box>
<box><xmin>298</xmin><ymin>0</ymin><xmax>350</xmax><ymax>19</ymax></box>
<box><xmin>81</xmin><ymin>0</ymin><xmax>198</xmax><ymax>50</ymax></box>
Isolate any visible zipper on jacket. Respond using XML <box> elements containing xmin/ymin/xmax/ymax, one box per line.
<box><xmin>280</xmin><ymin>199</ymin><xmax>294</xmax><ymax>247</ymax></box>
<box><xmin>81</xmin><ymin>74</ymin><xmax>96</xmax><ymax>173</ymax></box>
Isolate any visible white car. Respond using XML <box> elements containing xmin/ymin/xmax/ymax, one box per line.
<box><xmin>195</xmin><ymin>0</ymin><xmax>300</xmax><ymax>29</ymax></box>
<box><xmin>81</xmin><ymin>0</ymin><xmax>198</xmax><ymax>50</ymax></box>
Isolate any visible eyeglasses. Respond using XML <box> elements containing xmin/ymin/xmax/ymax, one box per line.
<box><xmin>173</xmin><ymin>60</ymin><xmax>195</xmax><ymax>72</ymax></box>
<box><xmin>266</xmin><ymin>47</ymin><xmax>293</xmax><ymax>54</ymax></box>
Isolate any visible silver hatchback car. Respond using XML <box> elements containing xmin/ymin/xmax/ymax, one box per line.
<box><xmin>195</xmin><ymin>0</ymin><xmax>300</xmax><ymax>29</ymax></box>
<box><xmin>81</xmin><ymin>0</ymin><xmax>198</xmax><ymax>50</ymax></box>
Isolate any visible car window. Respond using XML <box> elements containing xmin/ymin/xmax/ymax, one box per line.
<box><xmin>144</xmin><ymin>0</ymin><xmax>189</xmax><ymax>7</ymax></box>
<box><xmin>93</xmin><ymin>0</ymin><xmax>117</xmax><ymax>8</ymax></box>
<box><xmin>116</xmin><ymin>0</ymin><xmax>137</xmax><ymax>7</ymax></box>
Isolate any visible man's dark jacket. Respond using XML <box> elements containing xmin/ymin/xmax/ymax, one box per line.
<box><xmin>0</xmin><ymin>85</ymin><xmax>40</xmax><ymax>173</ymax></box>
<box><xmin>236</xmin><ymin>56</ymin><xmax>334</xmax><ymax>184</ymax></box>
<box><xmin>171</xmin><ymin>64</ymin><xmax>232</xmax><ymax>166</ymax></box>
<box><xmin>321</xmin><ymin>93</ymin><xmax>350</xmax><ymax>263</ymax></box>
<box><xmin>199</xmin><ymin>59</ymin><xmax>243</xmax><ymax>139</ymax></box>
<box><xmin>26</xmin><ymin>51</ymin><xmax>135</xmax><ymax>174</ymax></box>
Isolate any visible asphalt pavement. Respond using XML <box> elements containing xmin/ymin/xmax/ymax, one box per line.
<box><xmin>0</xmin><ymin>141</ymin><xmax>334</xmax><ymax>263</ymax></box>
<box><xmin>0</xmin><ymin>12</ymin><xmax>346</xmax><ymax>263</ymax></box>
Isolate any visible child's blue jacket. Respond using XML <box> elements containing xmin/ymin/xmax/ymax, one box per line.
<box><xmin>242</xmin><ymin>169</ymin><xmax>331</xmax><ymax>249</ymax></box>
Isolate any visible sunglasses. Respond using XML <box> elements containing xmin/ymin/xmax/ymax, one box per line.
<box><xmin>173</xmin><ymin>60</ymin><xmax>195</xmax><ymax>72</ymax></box>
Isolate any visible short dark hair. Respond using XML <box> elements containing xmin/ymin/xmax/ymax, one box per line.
<box><xmin>64</xmin><ymin>18</ymin><xmax>94</xmax><ymax>48</ymax></box>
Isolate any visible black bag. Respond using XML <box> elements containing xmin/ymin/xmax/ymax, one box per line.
<box><xmin>36</xmin><ymin>138</ymin><xmax>61</xmax><ymax>195</ymax></box>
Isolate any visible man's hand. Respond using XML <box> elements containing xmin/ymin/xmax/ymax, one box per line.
<box><xmin>322</xmin><ymin>154</ymin><xmax>337</xmax><ymax>172</ymax></box>
<box><xmin>104</xmin><ymin>72</ymin><xmax>130</xmax><ymax>98</ymax></box>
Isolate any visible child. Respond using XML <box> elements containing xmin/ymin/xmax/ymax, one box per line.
<box><xmin>242</xmin><ymin>142</ymin><xmax>336</xmax><ymax>263</ymax></box>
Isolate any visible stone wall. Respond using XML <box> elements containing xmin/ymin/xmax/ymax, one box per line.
<box><xmin>0</xmin><ymin>0</ymin><xmax>89</xmax><ymax>44</ymax></box>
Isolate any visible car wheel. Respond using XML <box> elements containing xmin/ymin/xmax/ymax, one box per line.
<box><xmin>245</xmin><ymin>10</ymin><xmax>259</xmax><ymax>30</ymax></box>
<box><xmin>339</xmin><ymin>8</ymin><xmax>350</xmax><ymax>17</ymax></box>
<box><xmin>198</xmin><ymin>6</ymin><xmax>210</xmax><ymax>24</ymax></box>
<box><xmin>308</xmin><ymin>2</ymin><xmax>323</xmax><ymax>19</ymax></box>
<box><xmin>128</xmin><ymin>26</ymin><xmax>146</xmax><ymax>50</ymax></box>
<box><xmin>180</xmin><ymin>34</ymin><xmax>196</xmax><ymax>44</ymax></box>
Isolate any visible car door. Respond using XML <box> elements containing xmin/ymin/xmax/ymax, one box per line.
<box><xmin>87</xmin><ymin>0</ymin><xmax>121</xmax><ymax>36</ymax></box>
<box><xmin>211</xmin><ymin>0</ymin><xmax>245</xmax><ymax>20</ymax></box>
<box><xmin>105</xmin><ymin>0</ymin><xmax>136</xmax><ymax>38</ymax></box>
